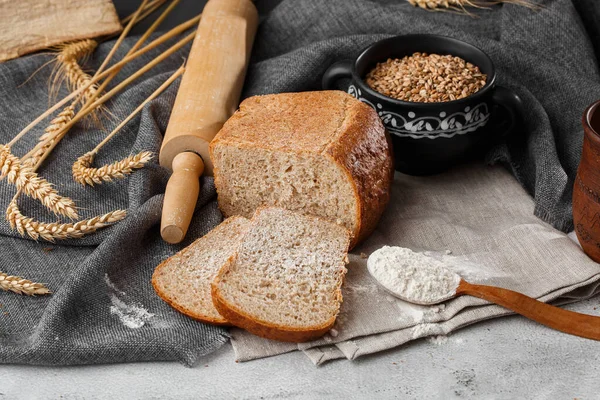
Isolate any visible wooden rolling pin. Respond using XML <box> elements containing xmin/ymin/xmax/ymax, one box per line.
<box><xmin>159</xmin><ymin>0</ymin><xmax>258</xmax><ymax>244</ymax></box>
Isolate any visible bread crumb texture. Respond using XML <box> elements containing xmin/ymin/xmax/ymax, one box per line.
<box><xmin>152</xmin><ymin>216</ymin><xmax>250</xmax><ymax>325</ymax></box>
<box><xmin>213</xmin><ymin>207</ymin><xmax>350</xmax><ymax>341</ymax></box>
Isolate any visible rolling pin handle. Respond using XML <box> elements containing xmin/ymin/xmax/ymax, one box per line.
<box><xmin>160</xmin><ymin>151</ymin><xmax>205</xmax><ymax>244</ymax></box>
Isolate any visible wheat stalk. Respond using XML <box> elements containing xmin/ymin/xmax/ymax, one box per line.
<box><xmin>0</xmin><ymin>145</ymin><xmax>78</xmax><ymax>219</ymax></box>
<box><xmin>6</xmin><ymin>196</ymin><xmax>126</xmax><ymax>242</ymax></box>
<box><xmin>20</xmin><ymin>29</ymin><xmax>195</xmax><ymax>166</ymax></box>
<box><xmin>87</xmin><ymin>0</ymin><xmax>181</xmax><ymax>114</ymax></box>
<box><xmin>71</xmin><ymin>65</ymin><xmax>183</xmax><ymax>186</ymax></box>
<box><xmin>97</xmin><ymin>0</ymin><xmax>151</xmax><ymax>75</ymax></box>
<box><xmin>8</xmin><ymin>16</ymin><xmax>199</xmax><ymax>149</ymax></box>
<box><xmin>73</xmin><ymin>151</ymin><xmax>154</xmax><ymax>186</ymax></box>
<box><xmin>121</xmin><ymin>0</ymin><xmax>168</xmax><ymax>26</ymax></box>
<box><xmin>407</xmin><ymin>0</ymin><xmax>538</xmax><ymax>11</ymax></box>
<box><xmin>0</xmin><ymin>271</ymin><xmax>50</xmax><ymax>296</ymax></box>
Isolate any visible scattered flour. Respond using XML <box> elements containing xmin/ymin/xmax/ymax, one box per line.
<box><xmin>425</xmin><ymin>252</ymin><xmax>496</xmax><ymax>282</ymax></box>
<box><xmin>393</xmin><ymin>297</ymin><xmax>426</xmax><ymax>323</ymax></box>
<box><xmin>105</xmin><ymin>273</ymin><xmax>154</xmax><ymax>329</ymax></box>
<box><xmin>423</xmin><ymin>303</ymin><xmax>446</xmax><ymax>322</ymax></box>
<box><xmin>427</xmin><ymin>335</ymin><xmax>466</xmax><ymax>346</ymax></box>
<box><xmin>429</xmin><ymin>304</ymin><xmax>446</xmax><ymax>313</ymax></box>
<box><xmin>109</xmin><ymin>294</ymin><xmax>155</xmax><ymax>329</ymax></box>
<box><xmin>104</xmin><ymin>273</ymin><xmax>126</xmax><ymax>296</ymax></box>
<box><xmin>427</xmin><ymin>335</ymin><xmax>448</xmax><ymax>345</ymax></box>
<box><xmin>333</xmin><ymin>313</ymin><xmax>348</xmax><ymax>329</ymax></box>
<box><xmin>411</xmin><ymin>323</ymin><xmax>443</xmax><ymax>338</ymax></box>
<box><xmin>367</xmin><ymin>246</ymin><xmax>461</xmax><ymax>304</ymax></box>
<box><xmin>343</xmin><ymin>281</ymin><xmax>380</xmax><ymax>295</ymax></box>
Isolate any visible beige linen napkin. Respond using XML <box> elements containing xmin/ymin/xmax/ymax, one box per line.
<box><xmin>230</xmin><ymin>164</ymin><xmax>600</xmax><ymax>364</ymax></box>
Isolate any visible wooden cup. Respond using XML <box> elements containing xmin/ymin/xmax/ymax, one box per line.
<box><xmin>573</xmin><ymin>99</ymin><xmax>600</xmax><ymax>262</ymax></box>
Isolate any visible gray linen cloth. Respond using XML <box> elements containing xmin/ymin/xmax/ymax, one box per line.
<box><xmin>230</xmin><ymin>165</ymin><xmax>600</xmax><ymax>364</ymax></box>
<box><xmin>2</xmin><ymin>0</ymin><xmax>600</xmax><ymax>366</ymax></box>
<box><xmin>0</xmin><ymin>34</ymin><xmax>229</xmax><ymax>365</ymax></box>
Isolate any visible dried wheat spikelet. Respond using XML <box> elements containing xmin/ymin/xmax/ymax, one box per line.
<box><xmin>0</xmin><ymin>271</ymin><xmax>50</xmax><ymax>296</ymax></box>
<box><xmin>73</xmin><ymin>151</ymin><xmax>154</xmax><ymax>186</ymax></box>
<box><xmin>52</xmin><ymin>39</ymin><xmax>100</xmax><ymax>106</ymax></box>
<box><xmin>39</xmin><ymin>104</ymin><xmax>76</xmax><ymax>144</ymax></box>
<box><xmin>6</xmin><ymin>198</ymin><xmax>126</xmax><ymax>242</ymax></box>
<box><xmin>22</xmin><ymin>105</ymin><xmax>77</xmax><ymax>168</ymax></box>
<box><xmin>0</xmin><ymin>145</ymin><xmax>78</xmax><ymax>219</ymax></box>
<box><xmin>407</xmin><ymin>0</ymin><xmax>538</xmax><ymax>12</ymax></box>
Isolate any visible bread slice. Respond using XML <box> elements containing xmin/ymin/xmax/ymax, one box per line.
<box><xmin>209</xmin><ymin>90</ymin><xmax>393</xmax><ymax>249</ymax></box>
<box><xmin>211</xmin><ymin>207</ymin><xmax>351</xmax><ymax>342</ymax></box>
<box><xmin>152</xmin><ymin>216</ymin><xmax>250</xmax><ymax>325</ymax></box>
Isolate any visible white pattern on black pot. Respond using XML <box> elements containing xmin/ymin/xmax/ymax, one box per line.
<box><xmin>323</xmin><ymin>34</ymin><xmax>524</xmax><ymax>176</ymax></box>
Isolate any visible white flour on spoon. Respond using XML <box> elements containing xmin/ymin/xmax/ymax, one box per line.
<box><xmin>367</xmin><ymin>246</ymin><xmax>461</xmax><ymax>304</ymax></box>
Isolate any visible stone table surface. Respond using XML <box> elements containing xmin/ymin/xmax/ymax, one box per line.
<box><xmin>2</xmin><ymin>295</ymin><xmax>598</xmax><ymax>399</ymax></box>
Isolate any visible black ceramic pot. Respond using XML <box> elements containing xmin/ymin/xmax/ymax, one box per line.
<box><xmin>323</xmin><ymin>34</ymin><xmax>523</xmax><ymax>176</ymax></box>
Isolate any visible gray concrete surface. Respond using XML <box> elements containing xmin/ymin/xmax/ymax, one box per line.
<box><xmin>1</xmin><ymin>295</ymin><xmax>599</xmax><ymax>399</ymax></box>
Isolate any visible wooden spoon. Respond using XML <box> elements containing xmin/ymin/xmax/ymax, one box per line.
<box><xmin>367</xmin><ymin>247</ymin><xmax>600</xmax><ymax>341</ymax></box>
<box><xmin>456</xmin><ymin>280</ymin><xmax>600</xmax><ymax>340</ymax></box>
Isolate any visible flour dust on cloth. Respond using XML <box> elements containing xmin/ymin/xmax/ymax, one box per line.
<box><xmin>230</xmin><ymin>165</ymin><xmax>600</xmax><ymax>365</ymax></box>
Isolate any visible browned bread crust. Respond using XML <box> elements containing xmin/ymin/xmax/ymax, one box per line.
<box><xmin>326</xmin><ymin>95</ymin><xmax>394</xmax><ymax>246</ymax></box>
<box><xmin>209</xmin><ymin>90</ymin><xmax>393</xmax><ymax>249</ymax></box>
<box><xmin>153</xmin><ymin>267</ymin><xmax>231</xmax><ymax>326</ymax></box>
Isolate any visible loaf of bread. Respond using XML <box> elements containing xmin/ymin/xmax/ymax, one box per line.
<box><xmin>152</xmin><ymin>216</ymin><xmax>250</xmax><ymax>325</ymax></box>
<box><xmin>209</xmin><ymin>90</ymin><xmax>393</xmax><ymax>248</ymax></box>
<box><xmin>211</xmin><ymin>207</ymin><xmax>350</xmax><ymax>342</ymax></box>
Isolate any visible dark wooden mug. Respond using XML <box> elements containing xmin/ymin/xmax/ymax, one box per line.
<box><xmin>573</xmin><ymin>99</ymin><xmax>600</xmax><ymax>262</ymax></box>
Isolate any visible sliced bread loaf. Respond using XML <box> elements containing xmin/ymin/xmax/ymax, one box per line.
<box><xmin>211</xmin><ymin>207</ymin><xmax>351</xmax><ymax>342</ymax></box>
<box><xmin>209</xmin><ymin>90</ymin><xmax>393</xmax><ymax>248</ymax></box>
<box><xmin>152</xmin><ymin>216</ymin><xmax>250</xmax><ymax>325</ymax></box>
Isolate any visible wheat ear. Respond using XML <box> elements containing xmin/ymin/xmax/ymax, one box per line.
<box><xmin>6</xmin><ymin>195</ymin><xmax>126</xmax><ymax>242</ymax></box>
<box><xmin>73</xmin><ymin>151</ymin><xmax>154</xmax><ymax>186</ymax></box>
<box><xmin>407</xmin><ymin>0</ymin><xmax>481</xmax><ymax>11</ymax></box>
<box><xmin>22</xmin><ymin>105</ymin><xmax>76</xmax><ymax>169</ymax></box>
<box><xmin>52</xmin><ymin>39</ymin><xmax>100</xmax><ymax>105</ymax></box>
<box><xmin>0</xmin><ymin>271</ymin><xmax>50</xmax><ymax>296</ymax></box>
<box><xmin>407</xmin><ymin>0</ymin><xmax>538</xmax><ymax>11</ymax></box>
<box><xmin>0</xmin><ymin>146</ymin><xmax>78</xmax><ymax>219</ymax></box>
